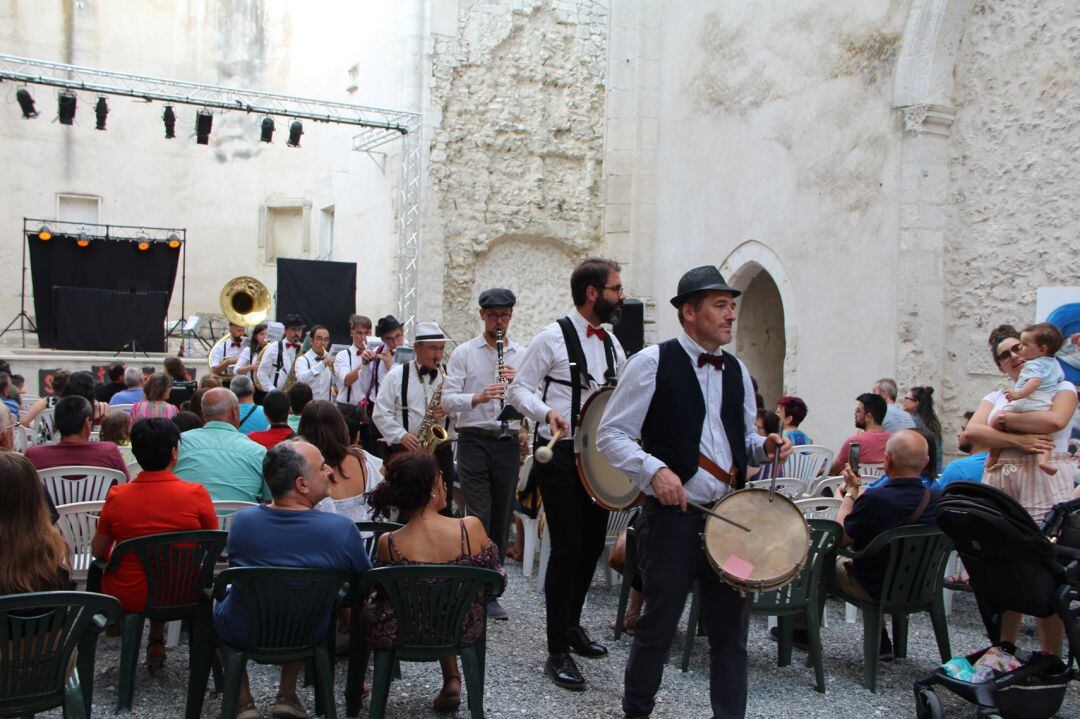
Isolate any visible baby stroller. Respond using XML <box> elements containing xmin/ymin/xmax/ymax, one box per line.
<box><xmin>914</xmin><ymin>483</ymin><xmax>1080</xmax><ymax>719</ymax></box>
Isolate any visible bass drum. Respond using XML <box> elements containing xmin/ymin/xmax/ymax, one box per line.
<box><xmin>574</xmin><ymin>387</ymin><xmax>643</xmax><ymax>511</ymax></box>
<box><xmin>703</xmin><ymin>488</ymin><xmax>809</xmax><ymax>594</ymax></box>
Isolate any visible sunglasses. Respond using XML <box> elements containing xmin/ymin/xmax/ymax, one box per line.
<box><xmin>995</xmin><ymin>343</ymin><xmax>1023</xmax><ymax>363</ymax></box>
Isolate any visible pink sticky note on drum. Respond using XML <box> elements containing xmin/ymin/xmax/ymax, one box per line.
<box><xmin>723</xmin><ymin>554</ymin><xmax>754</xmax><ymax>579</ymax></box>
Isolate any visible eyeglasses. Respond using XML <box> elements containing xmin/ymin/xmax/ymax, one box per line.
<box><xmin>602</xmin><ymin>284</ymin><xmax>625</xmax><ymax>295</ymax></box>
<box><xmin>904</xmin><ymin>396</ymin><xmax>917</xmax><ymax>403</ymax></box>
<box><xmin>484</xmin><ymin>310</ymin><xmax>512</xmax><ymax>320</ymax></box>
<box><xmin>995</xmin><ymin>343</ymin><xmax>1023</xmax><ymax>363</ymax></box>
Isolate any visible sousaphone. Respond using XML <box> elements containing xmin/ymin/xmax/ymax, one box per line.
<box><xmin>207</xmin><ymin>276</ymin><xmax>271</xmax><ymax>381</ymax></box>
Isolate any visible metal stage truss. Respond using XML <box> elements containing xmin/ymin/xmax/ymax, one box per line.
<box><xmin>0</xmin><ymin>53</ymin><xmax>424</xmax><ymax>334</ymax></box>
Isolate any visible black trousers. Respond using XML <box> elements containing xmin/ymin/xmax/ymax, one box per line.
<box><xmin>388</xmin><ymin>443</ymin><xmax>456</xmax><ymax>517</ymax></box>
<box><xmin>457</xmin><ymin>430</ymin><xmax>520</xmax><ymax>560</ymax></box>
<box><xmin>534</xmin><ymin>440</ymin><xmax>608</xmax><ymax>653</ymax></box>
<box><xmin>624</xmin><ymin>498</ymin><xmax>749</xmax><ymax>719</ymax></box>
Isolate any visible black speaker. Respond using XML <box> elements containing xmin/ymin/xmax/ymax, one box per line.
<box><xmin>613</xmin><ymin>299</ymin><xmax>645</xmax><ymax>356</ymax></box>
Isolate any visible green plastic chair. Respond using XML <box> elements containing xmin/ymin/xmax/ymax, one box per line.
<box><xmin>355</xmin><ymin>565</ymin><xmax>505</xmax><ymax>719</ymax></box>
<box><xmin>354</xmin><ymin>521</ymin><xmax>404</xmax><ymax>562</ymax></box>
<box><xmin>613</xmin><ymin>524</ymin><xmax>639</xmax><ymax>640</ymax></box>
<box><xmin>86</xmin><ymin>529</ymin><xmax>227</xmax><ymax>716</ymax></box>
<box><xmin>0</xmin><ymin>591</ymin><xmax>121</xmax><ymax>719</ymax></box>
<box><xmin>831</xmin><ymin>523</ymin><xmax>953</xmax><ymax>692</ymax></box>
<box><xmin>208</xmin><ymin>567</ymin><xmax>352</xmax><ymax>719</ymax></box>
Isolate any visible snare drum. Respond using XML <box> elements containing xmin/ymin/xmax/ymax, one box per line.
<box><xmin>703</xmin><ymin>488</ymin><xmax>809</xmax><ymax>594</ymax></box>
<box><xmin>574</xmin><ymin>387</ymin><xmax>644</xmax><ymax>511</ymax></box>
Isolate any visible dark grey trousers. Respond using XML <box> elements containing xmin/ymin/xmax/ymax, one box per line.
<box><xmin>456</xmin><ymin>431</ymin><xmax>520</xmax><ymax>559</ymax></box>
<box><xmin>624</xmin><ymin>498</ymin><xmax>750</xmax><ymax>719</ymax></box>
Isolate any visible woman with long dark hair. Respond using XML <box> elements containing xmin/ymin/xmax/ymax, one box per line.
<box><xmin>902</xmin><ymin>386</ymin><xmax>942</xmax><ymax>472</ymax></box>
<box><xmin>0</xmin><ymin>452</ymin><xmax>71</xmax><ymax>594</ymax></box>
<box><xmin>300</xmin><ymin>401</ymin><xmax>382</xmax><ymax>522</ymax></box>
<box><xmin>363</xmin><ymin>452</ymin><xmax>505</xmax><ymax>712</ymax></box>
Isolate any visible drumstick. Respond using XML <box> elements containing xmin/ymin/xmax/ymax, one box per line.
<box><xmin>534</xmin><ymin>429</ymin><xmax>564</xmax><ymax>464</ymax></box>
<box><xmin>687</xmin><ymin>501</ymin><xmax>751</xmax><ymax>532</ymax></box>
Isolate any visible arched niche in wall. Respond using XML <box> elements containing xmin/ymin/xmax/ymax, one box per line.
<box><xmin>719</xmin><ymin>240</ymin><xmax>797</xmax><ymax>401</ymax></box>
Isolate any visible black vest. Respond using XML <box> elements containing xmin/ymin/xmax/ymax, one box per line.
<box><xmin>641</xmin><ymin>339</ymin><xmax>749</xmax><ymax>488</ymax></box>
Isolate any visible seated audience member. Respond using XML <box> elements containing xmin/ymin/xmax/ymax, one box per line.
<box><xmin>10</xmin><ymin>374</ymin><xmax>25</xmax><ymax>396</ymax></box>
<box><xmin>0</xmin><ymin>373</ymin><xmax>20</xmax><ymax>420</ymax></box>
<box><xmin>247</xmin><ymin>391</ymin><xmax>295</xmax><ymax>449</ymax></box>
<box><xmin>777</xmin><ymin>395</ymin><xmax>812</xmax><ymax>445</ymax></box>
<box><xmin>0</xmin><ymin>401</ymin><xmax>13</xmax><ymax>451</ymax></box>
<box><xmin>25</xmin><ymin>395</ymin><xmax>129</xmax><ymax>479</ymax></box>
<box><xmin>828</xmin><ymin>393</ymin><xmax>892</xmax><ymax>475</ymax></box>
<box><xmin>198</xmin><ymin>375</ymin><xmax>222</xmax><ymax>390</ymax></box>
<box><xmin>364</xmin><ymin>452</ymin><xmax>505</xmax><ymax>712</ymax></box>
<box><xmin>938</xmin><ymin>411</ymin><xmax>990</xmax><ymax>490</ymax></box>
<box><xmin>299</xmin><ymin>400</ymin><xmax>382</xmax><ymax>522</ymax></box>
<box><xmin>874</xmin><ymin>377</ymin><xmax>916</xmax><ymax>433</ymax></box>
<box><xmin>91</xmin><ymin>418</ymin><xmax>217</xmax><ymax>673</ymax></box>
<box><xmin>903</xmin><ymin>386</ymin><xmax>943</xmax><ymax>473</ymax></box>
<box><xmin>749</xmin><ymin>409</ymin><xmax>783</xmax><ymax>480</ymax></box>
<box><xmin>287</xmin><ymin>382</ymin><xmax>314</xmax><ymax>432</ymax></box>
<box><xmin>172</xmin><ymin>411</ymin><xmax>204</xmax><ymax>433</ymax></box>
<box><xmin>337</xmin><ymin>403</ymin><xmax>365</xmax><ymax>447</ymax></box>
<box><xmin>99</xmin><ymin>410</ymin><xmax>135</xmax><ymax>467</ymax></box>
<box><xmin>214</xmin><ymin>441</ymin><xmax>370</xmax><ymax>719</ymax></box>
<box><xmin>19</xmin><ymin>370</ymin><xmax>68</xmax><ymax>429</ymax></box>
<box><xmin>131</xmin><ymin>372</ymin><xmax>180</xmax><ymax>421</ymax></box>
<box><xmin>231</xmin><ymin>376</ymin><xmax>269</xmax><ymax>434</ymax></box>
<box><xmin>174</xmin><ymin>388</ymin><xmax>268</xmax><ymax>503</ymax></box>
<box><xmin>0</xmin><ymin>453</ymin><xmax>72</xmax><ymax>594</ymax></box>
<box><xmin>188</xmin><ymin>388</ymin><xmax>209</xmax><ymax>420</ymax></box>
<box><xmin>96</xmin><ymin>363</ymin><xmax>127</xmax><ymax>403</ymax></box>
<box><xmin>110</xmin><ymin>367</ymin><xmax>146</xmax><ymax>406</ymax></box>
<box><xmin>165</xmin><ymin>356</ymin><xmax>197</xmax><ymax>408</ymax></box>
<box><xmin>64</xmin><ymin>371</ymin><xmax>111</xmax><ymax>425</ymax></box>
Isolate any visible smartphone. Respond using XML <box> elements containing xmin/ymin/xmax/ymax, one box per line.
<box><xmin>848</xmin><ymin>442</ymin><xmax>861</xmax><ymax>476</ymax></box>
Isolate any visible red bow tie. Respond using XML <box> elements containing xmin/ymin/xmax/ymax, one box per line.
<box><xmin>231</xmin><ymin>340</ymin><xmax>243</xmax><ymax>348</ymax></box>
<box><xmin>587</xmin><ymin>325</ymin><xmax>607</xmax><ymax>341</ymax></box>
<box><xmin>286</xmin><ymin>343</ymin><xmax>298</xmax><ymax>350</ymax></box>
<box><xmin>697</xmin><ymin>352</ymin><xmax>724</xmax><ymax>370</ymax></box>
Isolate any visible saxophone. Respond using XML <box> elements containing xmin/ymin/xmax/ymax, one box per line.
<box><xmin>416</xmin><ymin>365</ymin><xmax>450</xmax><ymax>453</ymax></box>
<box><xmin>281</xmin><ymin>342</ymin><xmax>302</xmax><ymax>393</ymax></box>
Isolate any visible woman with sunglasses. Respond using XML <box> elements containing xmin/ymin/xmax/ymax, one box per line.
<box><xmin>963</xmin><ymin>323</ymin><xmax>1076</xmax><ymax>657</ymax></box>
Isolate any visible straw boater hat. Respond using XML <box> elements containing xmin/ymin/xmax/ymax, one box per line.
<box><xmin>413</xmin><ymin>322</ymin><xmax>449</xmax><ymax>344</ymax></box>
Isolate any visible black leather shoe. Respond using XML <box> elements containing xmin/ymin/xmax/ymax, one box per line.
<box><xmin>544</xmin><ymin>652</ymin><xmax>586</xmax><ymax>690</ymax></box>
<box><xmin>569</xmin><ymin>626</ymin><xmax>608</xmax><ymax>657</ymax></box>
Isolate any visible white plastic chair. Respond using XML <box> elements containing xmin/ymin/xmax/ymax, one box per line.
<box><xmin>29</xmin><ymin>408</ymin><xmax>57</xmax><ymax>446</ymax></box>
<box><xmin>110</xmin><ymin>403</ymin><xmax>134</xmax><ymax>415</ymax></box>
<box><xmin>780</xmin><ymin>445</ymin><xmax>834</xmax><ymax>483</ymax></box>
<box><xmin>11</xmin><ymin>425</ymin><xmax>29</xmax><ymax>453</ymax></box>
<box><xmin>213</xmin><ymin>500</ymin><xmax>258</xmax><ymax>531</ymax></box>
<box><xmin>19</xmin><ymin>395</ymin><xmax>40</xmax><ymax>413</ymax></box>
<box><xmin>859</xmin><ymin>463</ymin><xmax>885</xmax><ymax>480</ymax></box>
<box><xmin>809</xmin><ymin>476</ymin><xmax>844</xmax><ymax>498</ymax></box>
<box><xmin>747</xmin><ymin>477</ymin><xmax>807</xmax><ymax>499</ymax></box>
<box><xmin>55</xmin><ymin>500</ymin><xmax>105</xmax><ymax>586</ymax></box>
<box><xmin>602</xmin><ymin>508</ymin><xmax>637</xmax><ymax>590</ymax></box>
<box><xmin>514</xmin><ymin>457</ymin><xmax>544</xmax><ymax>577</ymax></box>
<box><xmin>794</xmin><ymin>497</ymin><xmax>842</xmax><ymax>520</ymax></box>
<box><xmin>37</xmin><ymin>466</ymin><xmax>128</xmax><ymax>506</ymax></box>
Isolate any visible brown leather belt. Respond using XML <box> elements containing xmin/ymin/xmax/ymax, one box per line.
<box><xmin>698</xmin><ymin>452</ymin><xmax>736</xmax><ymax>487</ymax></box>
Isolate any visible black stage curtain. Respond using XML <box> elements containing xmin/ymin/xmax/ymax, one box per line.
<box><xmin>28</xmin><ymin>233</ymin><xmax>179</xmax><ymax>350</ymax></box>
<box><xmin>276</xmin><ymin>258</ymin><xmax>356</xmax><ymax>346</ymax></box>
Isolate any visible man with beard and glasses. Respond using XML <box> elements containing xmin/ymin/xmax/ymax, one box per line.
<box><xmin>508</xmin><ymin>258</ymin><xmax>627</xmax><ymax>691</ymax></box>
<box><xmin>828</xmin><ymin>393</ymin><xmax>891</xmax><ymax>475</ymax></box>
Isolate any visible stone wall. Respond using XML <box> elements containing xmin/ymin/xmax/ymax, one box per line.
<box><xmin>942</xmin><ymin>0</ymin><xmax>1080</xmax><ymax>435</ymax></box>
<box><xmin>425</xmin><ymin>0</ymin><xmax>609</xmax><ymax>344</ymax></box>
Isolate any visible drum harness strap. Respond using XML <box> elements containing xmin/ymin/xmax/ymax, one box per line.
<box><xmin>538</xmin><ymin>317</ymin><xmax>617</xmax><ymax>445</ymax></box>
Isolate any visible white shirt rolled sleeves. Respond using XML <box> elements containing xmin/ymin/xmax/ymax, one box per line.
<box><xmin>595</xmin><ymin>333</ymin><xmax>769</xmax><ymax>505</ymax></box>
<box><xmin>372</xmin><ymin>362</ymin><xmax>444</xmax><ymax>446</ymax></box>
<box><xmin>441</xmin><ymin>334</ymin><xmax>526</xmax><ymax>431</ymax></box>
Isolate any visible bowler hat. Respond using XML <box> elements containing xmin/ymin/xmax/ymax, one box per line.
<box><xmin>375</xmin><ymin>315</ymin><xmax>403</xmax><ymax>338</ymax></box>
<box><xmin>669</xmin><ymin>266</ymin><xmax>741</xmax><ymax>307</ymax></box>
<box><xmin>283</xmin><ymin>313</ymin><xmax>305</xmax><ymax>328</ymax></box>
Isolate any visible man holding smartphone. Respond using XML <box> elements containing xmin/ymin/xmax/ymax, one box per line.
<box><xmin>828</xmin><ymin>393</ymin><xmax>891</xmax><ymax>475</ymax></box>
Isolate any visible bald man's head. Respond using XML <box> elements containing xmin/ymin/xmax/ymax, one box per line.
<box><xmin>884</xmin><ymin>430</ymin><xmax>929</xmax><ymax>477</ymax></box>
<box><xmin>201</xmin><ymin>387</ymin><xmax>239</xmax><ymax>424</ymax></box>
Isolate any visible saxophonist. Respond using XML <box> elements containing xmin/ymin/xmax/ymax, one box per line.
<box><xmin>295</xmin><ymin>325</ymin><xmax>335</xmax><ymax>401</ymax></box>
<box><xmin>441</xmin><ymin>289</ymin><xmax>523</xmax><ymax>619</ymax></box>
<box><xmin>257</xmin><ymin>314</ymin><xmax>304</xmax><ymax>392</ymax></box>
<box><xmin>372</xmin><ymin>321</ymin><xmax>456</xmax><ymax>514</ymax></box>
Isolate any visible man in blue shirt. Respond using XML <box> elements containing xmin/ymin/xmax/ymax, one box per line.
<box><xmin>938</xmin><ymin>411</ymin><xmax>989</xmax><ymax>490</ymax></box>
<box><xmin>231</xmin><ymin>375</ymin><xmax>269</xmax><ymax>433</ymax></box>
<box><xmin>214</xmin><ymin>440</ymin><xmax>370</xmax><ymax>719</ymax></box>
<box><xmin>109</xmin><ymin>367</ymin><xmax>146</xmax><ymax>405</ymax></box>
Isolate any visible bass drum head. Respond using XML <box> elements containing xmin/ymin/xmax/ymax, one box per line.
<box><xmin>703</xmin><ymin>488</ymin><xmax>809</xmax><ymax>593</ymax></box>
<box><xmin>574</xmin><ymin>388</ymin><xmax>643</xmax><ymax>511</ymax></box>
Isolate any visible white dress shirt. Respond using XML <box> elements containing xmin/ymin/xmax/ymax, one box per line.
<box><xmin>596</xmin><ymin>333</ymin><xmax>768</xmax><ymax>504</ymax></box>
<box><xmin>372</xmin><ymin>361</ymin><xmax>444</xmax><ymax>446</ymax></box>
<box><xmin>333</xmin><ymin>345</ymin><xmax>379</xmax><ymax>407</ymax></box>
<box><xmin>256</xmin><ymin>340</ymin><xmax>299</xmax><ymax>392</ymax></box>
<box><xmin>295</xmin><ymin>349</ymin><xmax>334</xmax><ymax>401</ymax></box>
<box><xmin>210</xmin><ymin>336</ymin><xmax>246</xmax><ymax>376</ymax></box>
<box><xmin>442</xmin><ymin>334</ymin><xmax>526</xmax><ymax>431</ymax></box>
<box><xmin>235</xmin><ymin>346</ymin><xmax>259</xmax><ymax>376</ymax></box>
<box><xmin>507</xmin><ymin>311</ymin><xmax>627</xmax><ymax>441</ymax></box>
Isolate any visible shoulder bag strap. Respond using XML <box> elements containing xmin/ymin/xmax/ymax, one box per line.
<box><xmin>903</xmin><ymin>488</ymin><xmax>933</xmax><ymax>525</ymax></box>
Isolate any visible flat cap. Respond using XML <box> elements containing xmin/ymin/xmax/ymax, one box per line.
<box><xmin>478</xmin><ymin>288</ymin><xmax>517</xmax><ymax>308</ymax></box>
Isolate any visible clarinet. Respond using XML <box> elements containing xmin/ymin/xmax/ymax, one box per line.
<box><xmin>496</xmin><ymin>329</ymin><xmax>512</xmax><ymax>440</ymax></box>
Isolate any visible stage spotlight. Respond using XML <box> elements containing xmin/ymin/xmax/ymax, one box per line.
<box><xmin>166</xmin><ymin>233</ymin><xmax>181</xmax><ymax>249</ymax></box>
<box><xmin>58</xmin><ymin>91</ymin><xmax>77</xmax><ymax>125</ymax></box>
<box><xmin>37</xmin><ymin>225</ymin><xmax>52</xmax><ymax>241</ymax></box>
<box><xmin>287</xmin><ymin>120</ymin><xmax>303</xmax><ymax>147</ymax></box>
<box><xmin>94</xmin><ymin>97</ymin><xmax>108</xmax><ymax>130</ymax></box>
<box><xmin>163</xmin><ymin>105</ymin><xmax>176</xmax><ymax>138</ymax></box>
<box><xmin>16</xmin><ymin>89</ymin><xmax>38</xmax><ymax>118</ymax></box>
<box><xmin>195</xmin><ymin>110</ymin><xmax>213</xmax><ymax>145</ymax></box>
<box><xmin>75</xmin><ymin>232</ymin><xmax>90</xmax><ymax>248</ymax></box>
<box><xmin>260</xmin><ymin>116</ymin><xmax>274</xmax><ymax>143</ymax></box>
<box><xmin>137</xmin><ymin>240</ymin><xmax>151</xmax><ymax>251</ymax></box>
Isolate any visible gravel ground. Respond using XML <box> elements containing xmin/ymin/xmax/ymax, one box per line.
<box><xmin>40</xmin><ymin>560</ymin><xmax>1080</xmax><ymax>718</ymax></box>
